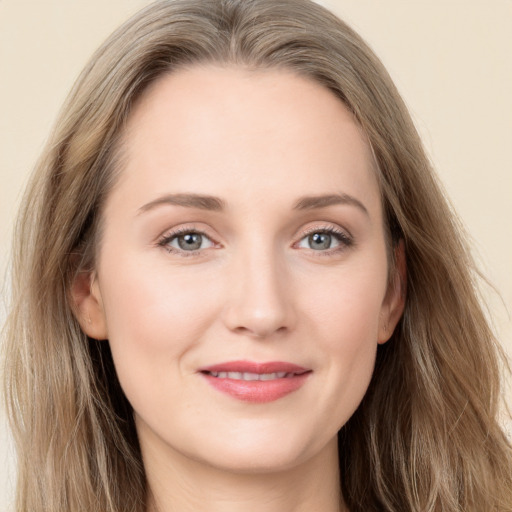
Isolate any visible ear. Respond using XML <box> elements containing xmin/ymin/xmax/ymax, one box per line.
<box><xmin>378</xmin><ymin>240</ymin><xmax>406</xmax><ymax>344</ymax></box>
<box><xmin>71</xmin><ymin>270</ymin><xmax>108</xmax><ymax>340</ymax></box>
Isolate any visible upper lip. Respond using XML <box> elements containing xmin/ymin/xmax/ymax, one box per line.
<box><xmin>198</xmin><ymin>360</ymin><xmax>310</xmax><ymax>375</ymax></box>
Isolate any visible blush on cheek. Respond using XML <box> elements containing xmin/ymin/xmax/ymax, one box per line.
<box><xmin>103</xmin><ymin>250</ymin><xmax>221</xmax><ymax>333</ymax></box>
<box><xmin>305</xmin><ymin>284</ymin><xmax>384</xmax><ymax>346</ymax></box>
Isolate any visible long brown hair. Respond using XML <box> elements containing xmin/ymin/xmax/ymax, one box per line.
<box><xmin>3</xmin><ymin>0</ymin><xmax>511</xmax><ymax>510</ymax></box>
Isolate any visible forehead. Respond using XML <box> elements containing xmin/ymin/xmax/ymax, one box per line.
<box><xmin>113</xmin><ymin>65</ymin><xmax>380</xmax><ymax>215</ymax></box>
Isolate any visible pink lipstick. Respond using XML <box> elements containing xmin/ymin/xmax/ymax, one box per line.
<box><xmin>198</xmin><ymin>360</ymin><xmax>311</xmax><ymax>403</ymax></box>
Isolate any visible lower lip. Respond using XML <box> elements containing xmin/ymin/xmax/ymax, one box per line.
<box><xmin>201</xmin><ymin>373</ymin><xmax>310</xmax><ymax>403</ymax></box>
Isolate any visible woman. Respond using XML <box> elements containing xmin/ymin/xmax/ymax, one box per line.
<box><xmin>3</xmin><ymin>0</ymin><xmax>511</xmax><ymax>511</ymax></box>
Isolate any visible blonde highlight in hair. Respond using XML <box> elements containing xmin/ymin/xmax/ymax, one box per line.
<box><xmin>3</xmin><ymin>1</ymin><xmax>511</xmax><ymax>510</ymax></box>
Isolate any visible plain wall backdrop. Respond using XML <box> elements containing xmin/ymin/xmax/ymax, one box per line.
<box><xmin>1</xmin><ymin>0</ymin><xmax>511</xmax><ymax>509</ymax></box>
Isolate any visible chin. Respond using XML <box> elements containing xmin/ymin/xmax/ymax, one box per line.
<box><xmin>187</xmin><ymin>423</ymin><xmax>335</xmax><ymax>475</ymax></box>
<box><xmin>202</xmin><ymin>448</ymin><xmax>311</xmax><ymax>475</ymax></box>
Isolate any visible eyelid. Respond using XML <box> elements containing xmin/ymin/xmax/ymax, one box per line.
<box><xmin>155</xmin><ymin>221</ymin><xmax>353</xmax><ymax>257</ymax></box>
<box><xmin>156</xmin><ymin>224</ymin><xmax>221</xmax><ymax>256</ymax></box>
<box><xmin>298</xmin><ymin>223</ymin><xmax>351</xmax><ymax>238</ymax></box>
<box><xmin>293</xmin><ymin>223</ymin><xmax>354</xmax><ymax>253</ymax></box>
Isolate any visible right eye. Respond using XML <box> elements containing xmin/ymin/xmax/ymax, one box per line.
<box><xmin>158</xmin><ymin>230</ymin><xmax>215</xmax><ymax>254</ymax></box>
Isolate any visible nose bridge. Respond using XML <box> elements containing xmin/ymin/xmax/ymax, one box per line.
<box><xmin>222</xmin><ymin>235</ymin><xmax>295</xmax><ymax>338</ymax></box>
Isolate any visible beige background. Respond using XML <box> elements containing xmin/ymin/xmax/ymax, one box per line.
<box><xmin>1</xmin><ymin>0</ymin><xmax>511</xmax><ymax>508</ymax></box>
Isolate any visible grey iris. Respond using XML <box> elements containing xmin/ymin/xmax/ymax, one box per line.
<box><xmin>309</xmin><ymin>232</ymin><xmax>331</xmax><ymax>250</ymax></box>
<box><xmin>178</xmin><ymin>233</ymin><xmax>203</xmax><ymax>250</ymax></box>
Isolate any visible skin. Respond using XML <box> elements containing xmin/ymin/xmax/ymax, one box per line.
<box><xmin>74</xmin><ymin>66</ymin><xmax>405</xmax><ymax>512</ymax></box>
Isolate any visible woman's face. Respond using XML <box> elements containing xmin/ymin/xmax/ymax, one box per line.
<box><xmin>75</xmin><ymin>66</ymin><xmax>404</xmax><ymax>474</ymax></box>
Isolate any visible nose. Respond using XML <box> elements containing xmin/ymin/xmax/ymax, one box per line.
<box><xmin>221</xmin><ymin>245</ymin><xmax>296</xmax><ymax>339</ymax></box>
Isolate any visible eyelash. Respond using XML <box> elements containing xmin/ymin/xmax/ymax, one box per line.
<box><xmin>157</xmin><ymin>224</ymin><xmax>353</xmax><ymax>257</ymax></box>
<box><xmin>297</xmin><ymin>225</ymin><xmax>354</xmax><ymax>256</ymax></box>
<box><xmin>157</xmin><ymin>227</ymin><xmax>214</xmax><ymax>257</ymax></box>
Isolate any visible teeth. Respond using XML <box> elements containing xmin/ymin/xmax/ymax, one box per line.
<box><xmin>208</xmin><ymin>371</ymin><xmax>291</xmax><ymax>381</ymax></box>
<box><xmin>243</xmin><ymin>372</ymin><xmax>260</xmax><ymax>381</ymax></box>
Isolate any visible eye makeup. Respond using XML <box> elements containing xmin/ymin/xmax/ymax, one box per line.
<box><xmin>156</xmin><ymin>221</ymin><xmax>354</xmax><ymax>259</ymax></box>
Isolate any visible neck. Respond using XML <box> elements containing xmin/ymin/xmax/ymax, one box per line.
<box><xmin>143</xmin><ymin>436</ymin><xmax>346</xmax><ymax>512</ymax></box>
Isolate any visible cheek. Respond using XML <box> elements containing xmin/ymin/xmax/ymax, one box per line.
<box><xmin>104</xmin><ymin>253</ymin><xmax>221</xmax><ymax>332</ymax></box>
<box><xmin>301</xmin><ymin>258</ymin><xmax>387</xmax><ymax>349</ymax></box>
<box><xmin>298</xmin><ymin>258</ymin><xmax>387</xmax><ymax>422</ymax></box>
<box><xmin>98</xmin><ymin>256</ymin><xmax>223</xmax><ymax>393</ymax></box>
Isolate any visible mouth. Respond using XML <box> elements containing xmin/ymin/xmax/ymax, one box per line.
<box><xmin>203</xmin><ymin>370</ymin><xmax>305</xmax><ymax>380</ymax></box>
<box><xmin>198</xmin><ymin>361</ymin><xmax>312</xmax><ymax>403</ymax></box>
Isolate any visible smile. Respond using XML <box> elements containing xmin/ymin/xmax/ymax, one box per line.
<box><xmin>205</xmin><ymin>371</ymin><xmax>301</xmax><ymax>380</ymax></box>
<box><xmin>198</xmin><ymin>361</ymin><xmax>312</xmax><ymax>403</ymax></box>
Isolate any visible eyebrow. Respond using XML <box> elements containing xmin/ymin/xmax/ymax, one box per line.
<box><xmin>138</xmin><ymin>192</ymin><xmax>368</xmax><ymax>216</ymax></box>
<box><xmin>293</xmin><ymin>193</ymin><xmax>369</xmax><ymax>216</ymax></box>
<box><xmin>138</xmin><ymin>193</ymin><xmax>226</xmax><ymax>213</ymax></box>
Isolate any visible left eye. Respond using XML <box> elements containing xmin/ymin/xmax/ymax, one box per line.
<box><xmin>297</xmin><ymin>231</ymin><xmax>344</xmax><ymax>251</ymax></box>
<box><xmin>164</xmin><ymin>232</ymin><xmax>214</xmax><ymax>252</ymax></box>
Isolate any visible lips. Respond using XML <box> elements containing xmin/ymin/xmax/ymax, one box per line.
<box><xmin>198</xmin><ymin>360</ymin><xmax>311</xmax><ymax>403</ymax></box>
